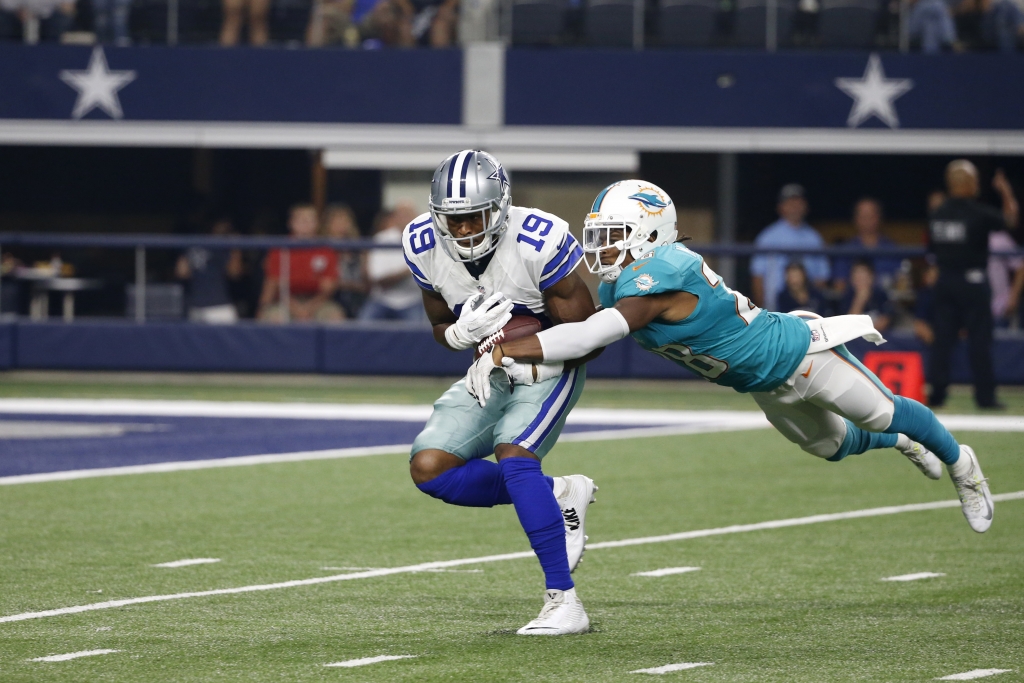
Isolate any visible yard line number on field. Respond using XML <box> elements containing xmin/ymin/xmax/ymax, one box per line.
<box><xmin>2</xmin><ymin>491</ymin><xmax>1022</xmax><ymax>626</ymax></box>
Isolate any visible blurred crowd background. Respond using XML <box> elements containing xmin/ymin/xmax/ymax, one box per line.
<box><xmin>0</xmin><ymin>0</ymin><xmax>1021</xmax><ymax>53</ymax></box>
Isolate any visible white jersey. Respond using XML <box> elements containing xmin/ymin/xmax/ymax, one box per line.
<box><xmin>402</xmin><ymin>206</ymin><xmax>584</xmax><ymax>324</ymax></box>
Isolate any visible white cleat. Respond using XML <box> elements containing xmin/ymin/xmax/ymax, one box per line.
<box><xmin>949</xmin><ymin>445</ymin><xmax>994</xmax><ymax>533</ymax></box>
<box><xmin>554</xmin><ymin>475</ymin><xmax>597</xmax><ymax>573</ymax></box>
<box><xmin>516</xmin><ymin>587</ymin><xmax>590</xmax><ymax>636</ymax></box>
<box><xmin>896</xmin><ymin>434</ymin><xmax>943</xmax><ymax>480</ymax></box>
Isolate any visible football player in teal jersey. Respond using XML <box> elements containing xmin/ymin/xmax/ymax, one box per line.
<box><xmin>467</xmin><ymin>180</ymin><xmax>994</xmax><ymax>534</ymax></box>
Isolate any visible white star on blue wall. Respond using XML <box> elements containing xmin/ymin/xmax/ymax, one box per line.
<box><xmin>60</xmin><ymin>47</ymin><xmax>137</xmax><ymax>120</ymax></box>
<box><xmin>835</xmin><ymin>54</ymin><xmax>914</xmax><ymax>129</ymax></box>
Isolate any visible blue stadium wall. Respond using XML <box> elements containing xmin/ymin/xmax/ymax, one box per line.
<box><xmin>1</xmin><ymin>322</ymin><xmax>1021</xmax><ymax>384</ymax></box>
<box><xmin>1</xmin><ymin>45</ymin><xmax>1022</xmax><ymax>129</ymax></box>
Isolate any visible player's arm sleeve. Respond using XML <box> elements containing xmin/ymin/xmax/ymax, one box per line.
<box><xmin>402</xmin><ymin>218</ymin><xmax>436</xmax><ymax>291</ymax></box>
<box><xmin>537</xmin><ymin>222</ymin><xmax>585</xmax><ymax>291</ymax></box>
<box><xmin>535</xmin><ymin>308</ymin><xmax>631</xmax><ymax>363</ymax></box>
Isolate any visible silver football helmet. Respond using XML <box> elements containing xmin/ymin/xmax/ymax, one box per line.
<box><xmin>429</xmin><ymin>150</ymin><xmax>511</xmax><ymax>262</ymax></box>
<box><xmin>583</xmin><ymin>180</ymin><xmax>678</xmax><ymax>283</ymax></box>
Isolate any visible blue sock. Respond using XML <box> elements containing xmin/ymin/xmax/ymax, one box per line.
<box><xmin>827</xmin><ymin>419</ymin><xmax>898</xmax><ymax>461</ymax></box>
<box><xmin>417</xmin><ymin>459</ymin><xmax>515</xmax><ymax>507</ymax></box>
<box><xmin>884</xmin><ymin>395</ymin><xmax>960</xmax><ymax>465</ymax></box>
<box><xmin>499</xmin><ymin>457</ymin><xmax>573</xmax><ymax>591</ymax></box>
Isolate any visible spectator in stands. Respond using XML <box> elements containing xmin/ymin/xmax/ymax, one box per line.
<box><xmin>258</xmin><ymin>204</ymin><xmax>345</xmax><ymax>323</ymax></box>
<box><xmin>751</xmin><ymin>183</ymin><xmax>830</xmax><ymax>312</ymax></box>
<box><xmin>324</xmin><ymin>203</ymin><xmax>369</xmax><ymax>319</ymax></box>
<box><xmin>914</xmin><ymin>262</ymin><xmax>939</xmax><ymax>344</ymax></box>
<box><xmin>777</xmin><ymin>261</ymin><xmax>832</xmax><ymax>316</ymax></box>
<box><xmin>176</xmin><ymin>217</ymin><xmax>244</xmax><ymax>324</ymax></box>
<box><xmin>908</xmin><ymin>0</ymin><xmax>958</xmax><ymax>52</ymax></box>
<box><xmin>359</xmin><ymin>202</ymin><xmax>424</xmax><ymax>322</ymax></box>
<box><xmin>220</xmin><ymin>0</ymin><xmax>269</xmax><ymax>45</ymax></box>
<box><xmin>839</xmin><ymin>260</ymin><xmax>896</xmax><ymax>332</ymax></box>
<box><xmin>360</xmin><ymin>0</ymin><xmax>414</xmax><ymax>46</ymax></box>
<box><xmin>0</xmin><ymin>0</ymin><xmax>75</xmax><ymax>41</ymax></box>
<box><xmin>92</xmin><ymin>0</ymin><xmax>130</xmax><ymax>44</ymax></box>
<box><xmin>981</xmin><ymin>0</ymin><xmax>1024</xmax><ymax>51</ymax></box>
<box><xmin>988</xmin><ymin>229</ymin><xmax>1024</xmax><ymax>327</ymax></box>
<box><xmin>409</xmin><ymin>0</ymin><xmax>458</xmax><ymax>46</ymax></box>
<box><xmin>833</xmin><ymin>198</ymin><xmax>903</xmax><ymax>294</ymax></box>
<box><xmin>306</xmin><ymin>0</ymin><xmax>360</xmax><ymax>46</ymax></box>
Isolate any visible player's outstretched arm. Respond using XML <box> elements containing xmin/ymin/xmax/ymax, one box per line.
<box><xmin>541</xmin><ymin>271</ymin><xmax>602</xmax><ymax>368</ymax></box>
<box><xmin>495</xmin><ymin>292</ymin><xmax>688</xmax><ymax>364</ymax></box>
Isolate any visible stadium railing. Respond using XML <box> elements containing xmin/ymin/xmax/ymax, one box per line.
<box><xmin>4</xmin><ymin>231</ymin><xmax>1024</xmax><ymax>322</ymax></box>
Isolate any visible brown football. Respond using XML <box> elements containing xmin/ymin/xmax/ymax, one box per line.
<box><xmin>475</xmin><ymin>315</ymin><xmax>543</xmax><ymax>359</ymax></box>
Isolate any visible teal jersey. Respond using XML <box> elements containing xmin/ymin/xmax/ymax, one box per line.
<box><xmin>599</xmin><ymin>243</ymin><xmax>811</xmax><ymax>393</ymax></box>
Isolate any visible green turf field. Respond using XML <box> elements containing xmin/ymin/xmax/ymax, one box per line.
<box><xmin>0</xmin><ymin>374</ymin><xmax>1021</xmax><ymax>682</ymax></box>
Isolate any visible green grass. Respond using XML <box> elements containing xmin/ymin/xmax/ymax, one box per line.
<box><xmin>0</xmin><ymin>377</ymin><xmax>1021</xmax><ymax>681</ymax></box>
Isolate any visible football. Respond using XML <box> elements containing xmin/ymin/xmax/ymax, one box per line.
<box><xmin>475</xmin><ymin>315</ymin><xmax>543</xmax><ymax>358</ymax></box>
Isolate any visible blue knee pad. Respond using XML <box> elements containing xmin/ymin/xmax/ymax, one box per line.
<box><xmin>827</xmin><ymin>419</ymin><xmax>898</xmax><ymax>461</ymax></box>
<box><xmin>884</xmin><ymin>395</ymin><xmax>960</xmax><ymax>465</ymax></box>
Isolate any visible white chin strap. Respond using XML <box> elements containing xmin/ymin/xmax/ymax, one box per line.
<box><xmin>453</xmin><ymin>232</ymin><xmax>492</xmax><ymax>260</ymax></box>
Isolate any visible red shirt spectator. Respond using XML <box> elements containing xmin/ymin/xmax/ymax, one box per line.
<box><xmin>264</xmin><ymin>247</ymin><xmax>338</xmax><ymax>297</ymax></box>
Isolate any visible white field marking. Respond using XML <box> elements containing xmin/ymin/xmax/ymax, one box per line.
<box><xmin>324</xmin><ymin>655</ymin><xmax>418</xmax><ymax>668</ymax></box>
<box><xmin>2</xmin><ymin>397</ymin><xmax>1020</xmax><ymax>432</ymax></box>
<box><xmin>585</xmin><ymin>490</ymin><xmax>1024</xmax><ymax>552</ymax></box>
<box><xmin>0</xmin><ymin>420</ymin><xmax>167</xmax><ymax>439</ymax></box>
<box><xmin>151</xmin><ymin>558</ymin><xmax>221</xmax><ymax>568</ymax></box>
<box><xmin>881</xmin><ymin>572</ymin><xmax>946</xmax><ymax>582</ymax></box>
<box><xmin>936</xmin><ymin>670</ymin><xmax>1015</xmax><ymax>680</ymax></box>
<box><xmin>317</xmin><ymin>569</ymin><xmax>481</xmax><ymax>573</ymax></box>
<box><xmin>30</xmin><ymin>649</ymin><xmax>119</xmax><ymax>662</ymax></box>
<box><xmin>631</xmin><ymin>566</ymin><xmax>702</xmax><ymax>577</ymax></box>
<box><xmin>3</xmin><ymin>491</ymin><xmax>1022</xmax><ymax>626</ymax></box>
<box><xmin>0</xmin><ymin>444</ymin><xmax>410</xmax><ymax>486</ymax></box>
<box><xmin>630</xmin><ymin>662</ymin><xmax>714</xmax><ymax>674</ymax></box>
<box><xmin>0</xmin><ymin>425</ymin><xmax>758</xmax><ymax>487</ymax></box>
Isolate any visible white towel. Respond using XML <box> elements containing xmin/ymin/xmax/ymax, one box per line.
<box><xmin>804</xmin><ymin>314</ymin><xmax>886</xmax><ymax>354</ymax></box>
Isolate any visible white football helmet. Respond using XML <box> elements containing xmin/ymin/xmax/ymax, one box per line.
<box><xmin>583</xmin><ymin>180</ymin><xmax>678</xmax><ymax>283</ymax></box>
<box><xmin>429</xmin><ymin>150</ymin><xmax>512</xmax><ymax>262</ymax></box>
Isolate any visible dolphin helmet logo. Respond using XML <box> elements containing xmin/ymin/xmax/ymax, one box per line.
<box><xmin>627</xmin><ymin>188</ymin><xmax>670</xmax><ymax>216</ymax></box>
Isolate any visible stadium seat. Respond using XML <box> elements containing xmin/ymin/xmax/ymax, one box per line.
<box><xmin>817</xmin><ymin>0</ymin><xmax>880</xmax><ymax>48</ymax></box>
<box><xmin>511</xmin><ymin>0</ymin><xmax>565</xmax><ymax>45</ymax></box>
<box><xmin>733</xmin><ymin>0</ymin><xmax>795</xmax><ymax>47</ymax></box>
<box><xmin>585</xmin><ymin>0</ymin><xmax>638</xmax><ymax>47</ymax></box>
<box><xmin>659</xmin><ymin>0</ymin><xmax>717</xmax><ymax>47</ymax></box>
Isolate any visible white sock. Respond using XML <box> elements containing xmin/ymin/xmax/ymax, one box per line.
<box><xmin>551</xmin><ymin>476</ymin><xmax>568</xmax><ymax>501</ymax></box>
<box><xmin>948</xmin><ymin>450</ymin><xmax>972</xmax><ymax>478</ymax></box>
<box><xmin>895</xmin><ymin>434</ymin><xmax>913</xmax><ymax>452</ymax></box>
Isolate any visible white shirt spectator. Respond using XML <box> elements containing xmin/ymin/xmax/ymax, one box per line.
<box><xmin>366</xmin><ymin>226</ymin><xmax>422</xmax><ymax>311</ymax></box>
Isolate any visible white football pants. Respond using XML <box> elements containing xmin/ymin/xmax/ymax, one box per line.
<box><xmin>751</xmin><ymin>346</ymin><xmax>896</xmax><ymax>459</ymax></box>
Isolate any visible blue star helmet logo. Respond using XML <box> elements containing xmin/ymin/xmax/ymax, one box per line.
<box><xmin>628</xmin><ymin>192</ymin><xmax>668</xmax><ymax>210</ymax></box>
<box><xmin>487</xmin><ymin>165</ymin><xmax>509</xmax><ymax>193</ymax></box>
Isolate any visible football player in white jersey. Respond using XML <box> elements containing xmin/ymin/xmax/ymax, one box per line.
<box><xmin>403</xmin><ymin>150</ymin><xmax>599</xmax><ymax>635</ymax></box>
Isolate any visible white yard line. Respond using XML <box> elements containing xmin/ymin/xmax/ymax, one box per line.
<box><xmin>2</xmin><ymin>491</ymin><xmax>1022</xmax><ymax>626</ymax></box>
<box><xmin>3</xmin><ymin>398</ymin><xmax>1020</xmax><ymax>432</ymax></box>
<box><xmin>30</xmin><ymin>649</ymin><xmax>119</xmax><ymax>662</ymax></box>
<box><xmin>0</xmin><ymin>425</ymin><xmax>759</xmax><ymax>487</ymax></box>
<box><xmin>0</xmin><ymin>444</ymin><xmax>411</xmax><ymax>486</ymax></box>
<box><xmin>151</xmin><ymin>558</ymin><xmax>221</xmax><ymax>568</ymax></box>
<box><xmin>936</xmin><ymin>670</ymin><xmax>1015</xmax><ymax>681</ymax></box>
<box><xmin>324</xmin><ymin>655</ymin><xmax>418</xmax><ymax>668</ymax></box>
<box><xmin>881</xmin><ymin>572</ymin><xmax>946</xmax><ymax>582</ymax></box>
<box><xmin>630</xmin><ymin>662</ymin><xmax>714</xmax><ymax>674</ymax></box>
<box><xmin>631</xmin><ymin>567</ymin><xmax>702</xmax><ymax>577</ymax></box>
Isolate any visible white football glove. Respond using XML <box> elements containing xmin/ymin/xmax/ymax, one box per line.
<box><xmin>501</xmin><ymin>358</ymin><xmax>564</xmax><ymax>388</ymax></box>
<box><xmin>465</xmin><ymin>349</ymin><xmax>498</xmax><ymax>407</ymax></box>
<box><xmin>444</xmin><ymin>291</ymin><xmax>514</xmax><ymax>351</ymax></box>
